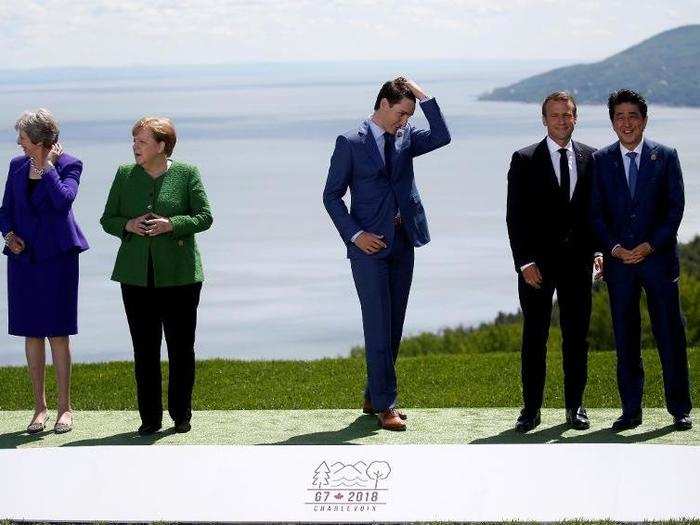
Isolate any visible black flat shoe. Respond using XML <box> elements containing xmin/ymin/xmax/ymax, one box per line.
<box><xmin>515</xmin><ymin>409</ymin><xmax>541</xmax><ymax>433</ymax></box>
<box><xmin>174</xmin><ymin>421</ymin><xmax>191</xmax><ymax>433</ymax></box>
<box><xmin>673</xmin><ymin>415</ymin><xmax>692</xmax><ymax>431</ymax></box>
<box><xmin>137</xmin><ymin>423</ymin><xmax>162</xmax><ymax>436</ymax></box>
<box><xmin>611</xmin><ymin>412</ymin><xmax>642</xmax><ymax>432</ymax></box>
<box><xmin>565</xmin><ymin>407</ymin><xmax>590</xmax><ymax>430</ymax></box>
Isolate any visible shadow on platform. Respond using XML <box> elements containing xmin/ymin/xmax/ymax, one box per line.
<box><xmin>0</xmin><ymin>429</ymin><xmax>51</xmax><ymax>449</ymax></box>
<box><xmin>471</xmin><ymin>423</ymin><xmax>677</xmax><ymax>444</ymax></box>
<box><xmin>60</xmin><ymin>427</ymin><xmax>178</xmax><ymax>447</ymax></box>
<box><xmin>265</xmin><ymin>415</ymin><xmax>380</xmax><ymax>445</ymax></box>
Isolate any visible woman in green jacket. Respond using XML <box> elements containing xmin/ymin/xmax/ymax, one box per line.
<box><xmin>100</xmin><ymin>117</ymin><xmax>213</xmax><ymax>436</ymax></box>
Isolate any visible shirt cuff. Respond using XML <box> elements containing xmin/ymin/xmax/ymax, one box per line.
<box><xmin>350</xmin><ymin>230</ymin><xmax>364</xmax><ymax>243</ymax></box>
<box><xmin>594</xmin><ymin>252</ymin><xmax>603</xmax><ymax>258</ymax></box>
<box><xmin>520</xmin><ymin>261</ymin><xmax>535</xmax><ymax>271</ymax></box>
<box><xmin>611</xmin><ymin>244</ymin><xmax>621</xmax><ymax>256</ymax></box>
<box><xmin>418</xmin><ymin>95</ymin><xmax>433</xmax><ymax>103</ymax></box>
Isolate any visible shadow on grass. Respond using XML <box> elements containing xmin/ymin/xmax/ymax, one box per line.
<box><xmin>60</xmin><ymin>427</ymin><xmax>177</xmax><ymax>447</ymax></box>
<box><xmin>471</xmin><ymin>423</ymin><xmax>677</xmax><ymax>444</ymax></box>
<box><xmin>264</xmin><ymin>415</ymin><xmax>381</xmax><ymax>445</ymax></box>
<box><xmin>0</xmin><ymin>429</ymin><xmax>53</xmax><ymax>449</ymax></box>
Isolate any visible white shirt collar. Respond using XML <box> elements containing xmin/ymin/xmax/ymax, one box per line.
<box><xmin>620</xmin><ymin>138</ymin><xmax>644</xmax><ymax>157</ymax></box>
<box><xmin>368</xmin><ymin>117</ymin><xmax>386</xmax><ymax>142</ymax></box>
<box><xmin>546</xmin><ymin>135</ymin><xmax>573</xmax><ymax>155</ymax></box>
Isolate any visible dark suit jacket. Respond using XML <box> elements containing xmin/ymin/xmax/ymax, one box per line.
<box><xmin>591</xmin><ymin>139</ymin><xmax>684</xmax><ymax>282</ymax></box>
<box><xmin>323</xmin><ymin>98</ymin><xmax>450</xmax><ymax>259</ymax></box>
<box><xmin>506</xmin><ymin>138</ymin><xmax>596</xmax><ymax>272</ymax></box>
<box><xmin>0</xmin><ymin>154</ymin><xmax>89</xmax><ymax>261</ymax></box>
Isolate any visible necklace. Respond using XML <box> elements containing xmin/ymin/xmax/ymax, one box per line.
<box><xmin>29</xmin><ymin>158</ymin><xmax>44</xmax><ymax>179</ymax></box>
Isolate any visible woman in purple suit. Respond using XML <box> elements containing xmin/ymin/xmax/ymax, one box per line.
<box><xmin>0</xmin><ymin>109</ymin><xmax>89</xmax><ymax>434</ymax></box>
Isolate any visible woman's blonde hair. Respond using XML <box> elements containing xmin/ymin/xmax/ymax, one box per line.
<box><xmin>132</xmin><ymin>116</ymin><xmax>177</xmax><ymax>156</ymax></box>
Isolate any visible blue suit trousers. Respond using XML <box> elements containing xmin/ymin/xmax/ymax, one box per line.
<box><xmin>607</xmin><ymin>267</ymin><xmax>691</xmax><ymax>417</ymax></box>
<box><xmin>351</xmin><ymin>226</ymin><xmax>414</xmax><ymax>412</ymax></box>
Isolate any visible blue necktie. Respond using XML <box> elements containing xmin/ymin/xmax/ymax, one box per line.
<box><xmin>626</xmin><ymin>151</ymin><xmax>638</xmax><ymax>198</ymax></box>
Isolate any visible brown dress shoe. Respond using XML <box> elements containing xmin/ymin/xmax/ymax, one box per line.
<box><xmin>377</xmin><ymin>409</ymin><xmax>407</xmax><ymax>431</ymax></box>
<box><xmin>363</xmin><ymin>399</ymin><xmax>407</xmax><ymax>420</ymax></box>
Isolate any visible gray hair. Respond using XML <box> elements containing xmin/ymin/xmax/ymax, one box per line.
<box><xmin>15</xmin><ymin>108</ymin><xmax>59</xmax><ymax>148</ymax></box>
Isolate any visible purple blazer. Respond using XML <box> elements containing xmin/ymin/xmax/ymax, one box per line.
<box><xmin>0</xmin><ymin>154</ymin><xmax>89</xmax><ymax>261</ymax></box>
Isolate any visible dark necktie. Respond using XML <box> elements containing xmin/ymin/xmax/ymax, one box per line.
<box><xmin>626</xmin><ymin>151</ymin><xmax>638</xmax><ymax>198</ymax></box>
<box><xmin>384</xmin><ymin>132</ymin><xmax>394</xmax><ymax>176</ymax></box>
<box><xmin>559</xmin><ymin>148</ymin><xmax>570</xmax><ymax>202</ymax></box>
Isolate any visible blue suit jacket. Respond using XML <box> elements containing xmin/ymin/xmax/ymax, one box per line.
<box><xmin>591</xmin><ymin>139</ymin><xmax>684</xmax><ymax>282</ymax></box>
<box><xmin>323</xmin><ymin>98</ymin><xmax>450</xmax><ymax>259</ymax></box>
<box><xmin>0</xmin><ymin>154</ymin><xmax>89</xmax><ymax>262</ymax></box>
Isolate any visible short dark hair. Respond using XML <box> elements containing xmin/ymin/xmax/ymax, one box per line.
<box><xmin>608</xmin><ymin>89</ymin><xmax>648</xmax><ymax>121</ymax></box>
<box><xmin>374</xmin><ymin>77</ymin><xmax>416</xmax><ymax>111</ymax></box>
<box><xmin>541</xmin><ymin>91</ymin><xmax>577</xmax><ymax>118</ymax></box>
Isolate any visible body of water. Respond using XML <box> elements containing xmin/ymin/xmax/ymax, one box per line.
<box><xmin>0</xmin><ymin>61</ymin><xmax>698</xmax><ymax>365</ymax></box>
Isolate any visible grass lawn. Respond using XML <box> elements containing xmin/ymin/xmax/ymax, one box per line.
<box><xmin>0</xmin><ymin>347</ymin><xmax>697</xmax><ymax>410</ymax></box>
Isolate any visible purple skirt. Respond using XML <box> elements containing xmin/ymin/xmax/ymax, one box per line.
<box><xmin>7</xmin><ymin>251</ymin><xmax>79</xmax><ymax>337</ymax></box>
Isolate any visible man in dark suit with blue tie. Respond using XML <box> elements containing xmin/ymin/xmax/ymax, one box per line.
<box><xmin>591</xmin><ymin>89</ymin><xmax>692</xmax><ymax>431</ymax></box>
<box><xmin>323</xmin><ymin>77</ymin><xmax>450</xmax><ymax>431</ymax></box>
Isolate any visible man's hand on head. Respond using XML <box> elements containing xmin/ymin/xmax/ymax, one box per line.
<box><xmin>399</xmin><ymin>77</ymin><xmax>428</xmax><ymax>101</ymax></box>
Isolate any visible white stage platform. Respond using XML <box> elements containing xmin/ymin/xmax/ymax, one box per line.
<box><xmin>1</xmin><ymin>443</ymin><xmax>698</xmax><ymax>522</ymax></box>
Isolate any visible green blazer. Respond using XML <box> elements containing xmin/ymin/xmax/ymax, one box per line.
<box><xmin>100</xmin><ymin>161</ymin><xmax>213</xmax><ymax>287</ymax></box>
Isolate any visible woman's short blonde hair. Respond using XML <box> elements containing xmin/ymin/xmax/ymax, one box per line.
<box><xmin>132</xmin><ymin>117</ymin><xmax>177</xmax><ymax>156</ymax></box>
<box><xmin>15</xmin><ymin>108</ymin><xmax>60</xmax><ymax>148</ymax></box>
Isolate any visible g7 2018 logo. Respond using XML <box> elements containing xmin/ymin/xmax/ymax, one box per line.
<box><xmin>306</xmin><ymin>460</ymin><xmax>391</xmax><ymax>513</ymax></box>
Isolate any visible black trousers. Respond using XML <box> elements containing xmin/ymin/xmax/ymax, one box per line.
<box><xmin>518</xmin><ymin>253</ymin><xmax>592</xmax><ymax>413</ymax></box>
<box><xmin>121</xmin><ymin>281</ymin><xmax>202</xmax><ymax>426</ymax></box>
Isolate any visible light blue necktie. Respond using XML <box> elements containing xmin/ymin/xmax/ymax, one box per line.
<box><xmin>626</xmin><ymin>151</ymin><xmax>639</xmax><ymax>198</ymax></box>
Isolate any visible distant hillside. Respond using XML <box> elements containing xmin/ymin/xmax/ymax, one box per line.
<box><xmin>479</xmin><ymin>25</ymin><xmax>700</xmax><ymax>107</ymax></box>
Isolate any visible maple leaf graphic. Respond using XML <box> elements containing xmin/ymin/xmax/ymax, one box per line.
<box><xmin>334</xmin><ymin>493</ymin><xmax>344</xmax><ymax>500</ymax></box>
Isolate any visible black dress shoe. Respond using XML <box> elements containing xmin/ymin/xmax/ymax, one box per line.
<box><xmin>611</xmin><ymin>412</ymin><xmax>642</xmax><ymax>431</ymax></box>
<box><xmin>137</xmin><ymin>422</ymin><xmax>162</xmax><ymax>436</ymax></box>
<box><xmin>673</xmin><ymin>415</ymin><xmax>692</xmax><ymax>431</ymax></box>
<box><xmin>174</xmin><ymin>420</ymin><xmax>192</xmax><ymax>433</ymax></box>
<box><xmin>565</xmin><ymin>407</ymin><xmax>590</xmax><ymax>430</ymax></box>
<box><xmin>515</xmin><ymin>409</ymin><xmax>541</xmax><ymax>433</ymax></box>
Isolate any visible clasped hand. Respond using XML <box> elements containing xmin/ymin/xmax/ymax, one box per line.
<box><xmin>354</xmin><ymin>232</ymin><xmax>387</xmax><ymax>255</ymax></box>
<box><xmin>126</xmin><ymin>213</ymin><xmax>173</xmax><ymax>237</ymax></box>
<box><xmin>4</xmin><ymin>232</ymin><xmax>25</xmax><ymax>254</ymax></box>
<box><xmin>612</xmin><ymin>242</ymin><xmax>652</xmax><ymax>264</ymax></box>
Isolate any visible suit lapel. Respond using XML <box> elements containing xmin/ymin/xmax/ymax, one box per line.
<box><xmin>12</xmin><ymin>158</ymin><xmax>31</xmax><ymax>204</ymax></box>
<box><xmin>571</xmin><ymin>142</ymin><xmax>587</xmax><ymax>203</ymax></box>
<box><xmin>633</xmin><ymin>139</ymin><xmax>656</xmax><ymax>203</ymax></box>
<box><xmin>359</xmin><ymin>120</ymin><xmax>385</xmax><ymax>175</ymax></box>
<box><xmin>535</xmin><ymin>138</ymin><xmax>559</xmax><ymax>191</ymax></box>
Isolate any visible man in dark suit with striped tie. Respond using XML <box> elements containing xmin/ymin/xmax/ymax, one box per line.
<box><xmin>591</xmin><ymin>89</ymin><xmax>692</xmax><ymax>431</ymax></box>
<box><xmin>506</xmin><ymin>91</ymin><xmax>598</xmax><ymax>432</ymax></box>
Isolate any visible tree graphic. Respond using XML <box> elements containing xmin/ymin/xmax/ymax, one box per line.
<box><xmin>366</xmin><ymin>461</ymin><xmax>391</xmax><ymax>489</ymax></box>
<box><xmin>313</xmin><ymin>461</ymin><xmax>331</xmax><ymax>488</ymax></box>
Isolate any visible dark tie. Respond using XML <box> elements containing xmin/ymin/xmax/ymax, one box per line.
<box><xmin>384</xmin><ymin>132</ymin><xmax>394</xmax><ymax>176</ymax></box>
<box><xmin>626</xmin><ymin>151</ymin><xmax>638</xmax><ymax>198</ymax></box>
<box><xmin>559</xmin><ymin>148</ymin><xmax>570</xmax><ymax>202</ymax></box>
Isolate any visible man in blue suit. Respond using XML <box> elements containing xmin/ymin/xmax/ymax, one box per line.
<box><xmin>323</xmin><ymin>77</ymin><xmax>450</xmax><ymax>431</ymax></box>
<box><xmin>591</xmin><ymin>89</ymin><xmax>692</xmax><ymax>431</ymax></box>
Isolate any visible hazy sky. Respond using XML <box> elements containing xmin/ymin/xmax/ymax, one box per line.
<box><xmin>2</xmin><ymin>0</ymin><xmax>699</xmax><ymax>68</ymax></box>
